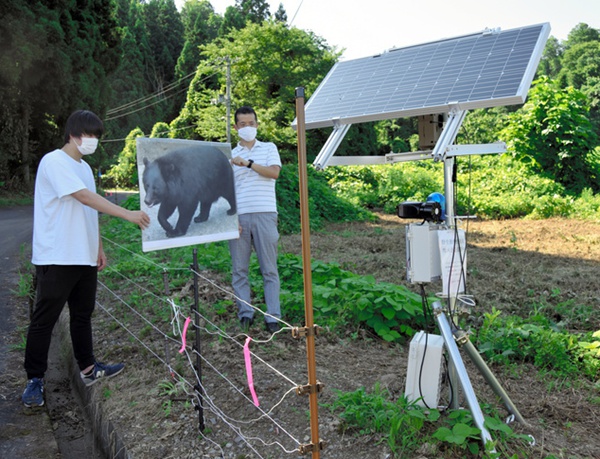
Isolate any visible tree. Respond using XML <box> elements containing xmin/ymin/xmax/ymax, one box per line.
<box><xmin>501</xmin><ymin>77</ymin><xmax>599</xmax><ymax>193</ymax></box>
<box><xmin>218</xmin><ymin>0</ymin><xmax>274</xmax><ymax>36</ymax></box>
<box><xmin>174</xmin><ymin>0</ymin><xmax>222</xmax><ymax>80</ymax></box>
<box><xmin>104</xmin><ymin>0</ymin><xmax>187</xmax><ymax>164</ymax></box>
<box><xmin>0</xmin><ymin>0</ymin><xmax>120</xmax><ymax>187</ymax></box>
<box><xmin>173</xmin><ymin>20</ymin><xmax>340</xmax><ymax>161</ymax></box>
<box><xmin>563</xmin><ymin>23</ymin><xmax>600</xmax><ymax>50</ymax></box>
<box><xmin>538</xmin><ymin>36</ymin><xmax>563</xmax><ymax>79</ymax></box>
<box><xmin>104</xmin><ymin>0</ymin><xmax>155</xmax><ymax>157</ymax></box>
<box><xmin>104</xmin><ymin>127</ymin><xmax>145</xmax><ymax>188</ymax></box>
<box><xmin>139</xmin><ymin>0</ymin><xmax>185</xmax><ymax>126</ymax></box>
<box><xmin>143</xmin><ymin>0</ymin><xmax>184</xmax><ymax>94</ymax></box>
<box><xmin>273</xmin><ymin>3</ymin><xmax>287</xmax><ymax>23</ymax></box>
<box><xmin>557</xmin><ymin>26</ymin><xmax>600</xmax><ymax>136</ymax></box>
<box><xmin>558</xmin><ymin>41</ymin><xmax>600</xmax><ymax>90</ymax></box>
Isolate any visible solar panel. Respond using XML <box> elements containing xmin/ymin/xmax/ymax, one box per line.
<box><xmin>302</xmin><ymin>23</ymin><xmax>550</xmax><ymax>130</ymax></box>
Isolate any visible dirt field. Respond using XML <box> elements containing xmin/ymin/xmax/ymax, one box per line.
<box><xmin>70</xmin><ymin>214</ymin><xmax>600</xmax><ymax>457</ymax></box>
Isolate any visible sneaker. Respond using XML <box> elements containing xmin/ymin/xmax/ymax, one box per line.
<box><xmin>240</xmin><ymin>317</ymin><xmax>254</xmax><ymax>331</ymax></box>
<box><xmin>22</xmin><ymin>377</ymin><xmax>45</xmax><ymax>408</ymax></box>
<box><xmin>265</xmin><ymin>322</ymin><xmax>281</xmax><ymax>333</ymax></box>
<box><xmin>81</xmin><ymin>361</ymin><xmax>125</xmax><ymax>387</ymax></box>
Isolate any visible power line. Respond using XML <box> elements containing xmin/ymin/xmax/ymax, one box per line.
<box><xmin>289</xmin><ymin>0</ymin><xmax>304</xmax><ymax>26</ymax></box>
<box><xmin>103</xmin><ymin>84</ymin><xmax>192</xmax><ymax>121</ymax></box>
<box><xmin>105</xmin><ymin>70</ymin><xmax>197</xmax><ymax>116</ymax></box>
<box><xmin>100</xmin><ymin>123</ymin><xmax>199</xmax><ymax>143</ymax></box>
<box><xmin>105</xmin><ymin>59</ymin><xmax>228</xmax><ymax>118</ymax></box>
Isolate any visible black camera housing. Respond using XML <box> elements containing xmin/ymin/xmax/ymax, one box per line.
<box><xmin>397</xmin><ymin>201</ymin><xmax>442</xmax><ymax>223</ymax></box>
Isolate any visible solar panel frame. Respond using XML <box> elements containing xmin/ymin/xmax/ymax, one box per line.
<box><xmin>300</xmin><ymin>23</ymin><xmax>551</xmax><ymax>130</ymax></box>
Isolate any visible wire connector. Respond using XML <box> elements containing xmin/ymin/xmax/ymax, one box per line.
<box><xmin>298</xmin><ymin>440</ymin><xmax>326</xmax><ymax>455</ymax></box>
<box><xmin>291</xmin><ymin>325</ymin><xmax>321</xmax><ymax>339</ymax></box>
<box><xmin>295</xmin><ymin>381</ymin><xmax>325</xmax><ymax>396</ymax></box>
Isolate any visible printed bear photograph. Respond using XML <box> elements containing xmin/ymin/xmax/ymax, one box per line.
<box><xmin>136</xmin><ymin>138</ymin><xmax>239</xmax><ymax>252</ymax></box>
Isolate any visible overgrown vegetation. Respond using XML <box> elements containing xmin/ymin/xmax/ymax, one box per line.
<box><xmin>324</xmin><ymin>384</ymin><xmax>535</xmax><ymax>458</ymax></box>
<box><xmin>96</xmin><ymin>201</ymin><xmax>600</xmax><ymax>458</ymax></box>
<box><xmin>321</xmin><ymin>155</ymin><xmax>600</xmax><ymax>221</ymax></box>
<box><xmin>5</xmin><ymin>7</ymin><xmax>600</xmax><ymax>456</ymax></box>
<box><xmin>475</xmin><ymin>308</ymin><xmax>600</xmax><ymax>382</ymax></box>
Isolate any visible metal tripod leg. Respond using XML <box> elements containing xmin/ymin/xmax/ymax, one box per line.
<box><xmin>432</xmin><ymin>301</ymin><xmax>494</xmax><ymax>447</ymax></box>
<box><xmin>454</xmin><ymin>329</ymin><xmax>527</xmax><ymax>426</ymax></box>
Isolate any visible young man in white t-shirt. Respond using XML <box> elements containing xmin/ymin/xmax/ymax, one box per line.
<box><xmin>229</xmin><ymin>106</ymin><xmax>282</xmax><ymax>333</ymax></box>
<box><xmin>22</xmin><ymin>110</ymin><xmax>150</xmax><ymax>408</ymax></box>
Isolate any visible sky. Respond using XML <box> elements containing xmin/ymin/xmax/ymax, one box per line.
<box><xmin>175</xmin><ymin>0</ymin><xmax>600</xmax><ymax>61</ymax></box>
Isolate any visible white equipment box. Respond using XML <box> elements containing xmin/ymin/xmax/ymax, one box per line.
<box><xmin>406</xmin><ymin>223</ymin><xmax>443</xmax><ymax>283</ymax></box>
<box><xmin>405</xmin><ymin>331</ymin><xmax>445</xmax><ymax>408</ymax></box>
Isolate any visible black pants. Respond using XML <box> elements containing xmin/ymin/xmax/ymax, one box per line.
<box><xmin>24</xmin><ymin>265</ymin><xmax>97</xmax><ymax>379</ymax></box>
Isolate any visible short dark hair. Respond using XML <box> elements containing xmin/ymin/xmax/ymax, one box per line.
<box><xmin>234</xmin><ymin>106</ymin><xmax>257</xmax><ymax>124</ymax></box>
<box><xmin>63</xmin><ymin>110</ymin><xmax>104</xmax><ymax>144</ymax></box>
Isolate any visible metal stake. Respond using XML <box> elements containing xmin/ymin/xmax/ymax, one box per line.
<box><xmin>191</xmin><ymin>248</ymin><xmax>205</xmax><ymax>431</ymax></box>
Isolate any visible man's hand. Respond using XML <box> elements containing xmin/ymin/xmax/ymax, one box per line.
<box><xmin>231</xmin><ymin>156</ymin><xmax>250</xmax><ymax>167</ymax></box>
<box><xmin>127</xmin><ymin>210</ymin><xmax>150</xmax><ymax>230</ymax></box>
<box><xmin>97</xmin><ymin>249</ymin><xmax>107</xmax><ymax>272</ymax></box>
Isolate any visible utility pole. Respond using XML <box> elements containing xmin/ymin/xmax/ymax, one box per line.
<box><xmin>226</xmin><ymin>56</ymin><xmax>232</xmax><ymax>144</ymax></box>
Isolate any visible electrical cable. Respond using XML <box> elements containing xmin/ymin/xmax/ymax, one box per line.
<box><xmin>106</xmin><ymin>69</ymin><xmax>198</xmax><ymax>116</ymax></box>
<box><xmin>417</xmin><ymin>283</ymin><xmax>434</xmax><ymax>409</ymax></box>
<box><xmin>103</xmin><ymin>85</ymin><xmax>191</xmax><ymax>121</ymax></box>
<box><xmin>103</xmin><ymin>70</ymin><xmax>220</xmax><ymax>122</ymax></box>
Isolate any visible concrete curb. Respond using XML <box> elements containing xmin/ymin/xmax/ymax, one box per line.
<box><xmin>56</xmin><ymin>312</ymin><xmax>130</xmax><ymax>459</ymax></box>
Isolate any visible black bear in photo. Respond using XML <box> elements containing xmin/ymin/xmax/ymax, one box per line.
<box><xmin>142</xmin><ymin>146</ymin><xmax>236</xmax><ymax>238</ymax></box>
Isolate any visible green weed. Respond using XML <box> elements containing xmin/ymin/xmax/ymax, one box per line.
<box><xmin>9</xmin><ymin>329</ymin><xmax>27</xmax><ymax>351</ymax></box>
<box><xmin>325</xmin><ymin>385</ymin><xmax>533</xmax><ymax>458</ymax></box>
<box><xmin>476</xmin><ymin>309</ymin><xmax>600</xmax><ymax>381</ymax></box>
<box><xmin>278</xmin><ymin>254</ymin><xmax>426</xmax><ymax>341</ymax></box>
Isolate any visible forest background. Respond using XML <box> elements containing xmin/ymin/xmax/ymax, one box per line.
<box><xmin>2</xmin><ymin>2</ymin><xmax>600</xmax><ymax>457</ymax></box>
<box><xmin>1</xmin><ymin>0</ymin><xmax>599</xmax><ymax>226</ymax></box>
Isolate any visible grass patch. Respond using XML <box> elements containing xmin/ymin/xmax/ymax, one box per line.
<box><xmin>0</xmin><ymin>189</ymin><xmax>33</xmax><ymax>207</ymax></box>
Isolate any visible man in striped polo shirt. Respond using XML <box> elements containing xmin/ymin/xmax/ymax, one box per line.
<box><xmin>229</xmin><ymin>106</ymin><xmax>282</xmax><ymax>333</ymax></box>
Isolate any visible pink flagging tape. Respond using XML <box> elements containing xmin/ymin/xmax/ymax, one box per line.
<box><xmin>179</xmin><ymin>317</ymin><xmax>192</xmax><ymax>354</ymax></box>
<box><xmin>244</xmin><ymin>337</ymin><xmax>260</xmax><ymax>407</ymax></box>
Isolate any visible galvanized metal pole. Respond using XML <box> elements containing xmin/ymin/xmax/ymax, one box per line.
<box><xmin>432</xmin><ymin>301</ymin><xmax>494</xmax><ymax>448</ymax></box>
<box><xmin>455</xmin><ymin>329</ymin><xmax>527</xmax><ymax>425</ymax></box>
<box><xmin>295</xmin><ymin>87</ymin><xmax>321</xmax><ymax>458</ymax></box>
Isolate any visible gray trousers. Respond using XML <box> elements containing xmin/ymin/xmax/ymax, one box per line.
<box><xmin>228</xmin><ymin>212</ymin><xmax>281</xmax><ymax>323</ymax></box>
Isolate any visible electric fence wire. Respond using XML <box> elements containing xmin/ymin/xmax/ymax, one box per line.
<box><xmin>97</xmin><ymin>268</ymin><xmax>300</xmax><ymax>397</ymax></box>
<box><xmin>98</xmin><ymin>264</ymin><xmax>300</xmax><ymax>390</ymax></box>
<box><xmin>101</xmin><ymin>235</ymin><xmax>295</xmax><ymax>332</ymax></box>
<box><xmin>95</xmin><ymin>299</ymin><xmax>268</xmax><ymax>457</ymax></box>
<box><xmin>169</xmin><ymin>308</ymin><xmax>301</xmax><ymax>453</ymax></box>
<box><xmin>97</xmin><ymin>284</ymin><xmax>302</xmax><ymax>455</ymax></box>
<box><xmin>97</xmin><ymin>237</ymin><xmax>306</xmax><ymax>454</ymax></box>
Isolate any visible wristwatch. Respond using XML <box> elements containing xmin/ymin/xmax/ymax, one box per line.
<box><xmin>247</xmin><ymin>159</ymin><xmax>254</xmax><ymax>168</ymax></box>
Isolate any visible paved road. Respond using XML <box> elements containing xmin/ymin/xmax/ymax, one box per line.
<box><xmin>0</xmin><ymin>205</ymin><xmax>108</xmax><ymax>458</ymax></box>
<box><xmin>0</xmin><ymin>206</ymin><xmax>34</xmax><ymax>372</ymax></box>
<box><xmin>0</xmin><ymin>205</ymin><xmax>61</xmax><ymax>458</ymax></box>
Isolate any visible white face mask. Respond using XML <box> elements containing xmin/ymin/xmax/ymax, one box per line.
<box><xmin>237</xmin><ymin>126</ymin><xmax>257</xmax><ymax>142</ymax></box>
<box><xmin>76</xmin><ymin>137</ymin><xmax>99</xmax><ymax>155</ymax></box>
